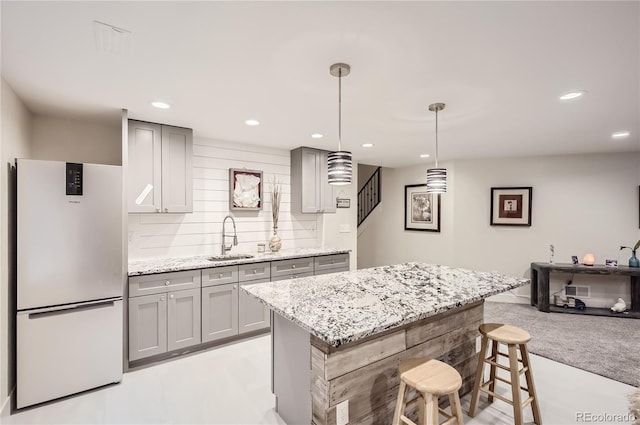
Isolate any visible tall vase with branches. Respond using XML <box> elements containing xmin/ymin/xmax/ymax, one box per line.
<box><xmin>268</xmin><ymin>176</ymin><xmax>282</xmax><ymax>252</ymax></box>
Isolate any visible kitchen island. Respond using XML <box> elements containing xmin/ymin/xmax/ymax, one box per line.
<box><xmin>243</xmin><ymin>262</ymin><xmax>529</xmax><ymax>425</ymax></box>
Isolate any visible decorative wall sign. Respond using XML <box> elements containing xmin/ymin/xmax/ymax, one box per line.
<box><xmin>336</xmin><ymin>198</ymin><xmax>351</xmax><ymax>208</ymax></box>
<box><xmin>404</xmin><ymin>184</ymin><xmax>441</xmax><ymax>232</ymax></box>
<box><xmin>490</xmin><ymin>187</ymin><xmax>532</xmax><ymax>226</ymax></box>
<box><xmin>229</xmin><ymin>168</ymin><xmax>263</xmax><ymax>210</ymax></box>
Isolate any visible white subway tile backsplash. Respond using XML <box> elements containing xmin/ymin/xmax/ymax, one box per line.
<box><xmin>128</xmin><ymin>138</ymin><xmax>319</xmax><ymax>259</ymax></box>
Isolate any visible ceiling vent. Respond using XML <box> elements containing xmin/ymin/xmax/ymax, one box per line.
<box><xmin>93</xmin><ymin>21</ymin><xmax>131</xmax><ymax>55</ymax></box>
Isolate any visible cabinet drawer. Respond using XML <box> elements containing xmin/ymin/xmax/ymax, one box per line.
<box><xmin>129</xmin><ymin>270</ymin><xmax>201</xmax><ymax>298</ymax></box>
<box><xmin>314</xmin><ymin>254</ymin><xmax>349</xmax><ymax>273</ymax></box>
<box><xmin>271</xmin><ymin>258</ymin><xmax>314</xmax><ymax>279</ymax></box>
<box><xmin>314</xmin><ymin>266</ymin><xmax>349</xmax><ymax>276</ymax></box>
<box><xmin>270</xmin><ymin>271</ymin><xmax>314</xmax><ymax>282</ymax></box>
<box><xmin>202</xmin><ymin>265</ymin><xmax>239</xmax><ymax>288</ymax></box>
<box><xmin>238</xmin><ymin>262</ymin><xmax>271</xmax><ymax>282</ymax></box>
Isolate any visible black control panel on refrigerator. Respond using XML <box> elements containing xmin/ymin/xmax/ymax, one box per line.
<box><xmin>66</xmin><ymin>163</ymin><xmax>83</xmax><ymax>196</ymax></box>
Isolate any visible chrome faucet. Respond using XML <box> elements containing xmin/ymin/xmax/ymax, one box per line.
<box><xmin>221</xmin><ymin>215</ymin><xmax>238</xmax><ymax>255</ymax></box>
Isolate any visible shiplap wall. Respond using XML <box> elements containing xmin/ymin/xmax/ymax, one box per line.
<box><xmin>128</xmin><ymin>137</ymin><xmax>320</xmax><ymax>259</ymax></box>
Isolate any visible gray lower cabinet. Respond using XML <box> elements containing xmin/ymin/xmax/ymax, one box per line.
<box><xmin>167</xmin><ymin>288</ymin><xmax>201</xmax><ymax>352</ymax></box>
<box><xmin>239</xmin><ymin>278</ymin><xmax>270</xmax><ymax>334</ymax></box>
<box><xmin>314</xmin><ymin>253</ymin><xmax>349</xmax><ymax>274</ymax></box>
<box><xmin>270</xmin><ymin>271</ymin><xmax>314</xmax><ymax>282</ymax></box>
<box><xmin>128</xmin><ymin>293</ymin><xmax>167</xmax><ymax>361</ymax></box>
<box><xmin>128</xmin><ymin>254</ymin><xmax>350</xmax><ymax>364</ymax></box>
<box><xmin>129</xmin><ymin>270</ymin><xmax>201</xmax><ymax>362</ymax></box>
<box><xmin>201</xmin><ymin>283</ymin><xmax>238</xmax><ymax>343</ymax></box>
<box><xmin>271</xmin><ymin>258</ymin><xmax>314</xmax><ymax>280</ymax></box>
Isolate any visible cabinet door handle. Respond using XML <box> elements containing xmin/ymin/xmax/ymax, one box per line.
<box><xmin>218</xmin><ymin>273</ymin><xmax>223</xmax><ymax>278</ymax></box>
<box><xmin>156</xmin><ymin>208</ymin><xmax>160</xmax><ymax>213</ymax></box>
<box><xmin>160</xmin><ymin>296</ymin><xmax>165</xmax><ymax>301</ymax></box>
<box><xmin>293</xmin><ymin>275</ymin><xmax>298</xmax><ymax>278</ymax></box>
<box><xmin>292</xmin><ymin>265</ymin><xmax>296</xmax><ymax>269</ymax></box>
<box><xmin>233</xmin><ymin>285</ymin><xmax>237</xmax><ymax>289</ymax></box>
<box><xmin>165</xmin><ymin>281</ymin><xmax>170</xmax><ymax>286</ymax></box>
<box><xmin>164</xmin><ymin>208</ymin><xmax>168</xmax><ymax>213</ymax></box>
<box><xmin>331</xmin><ymin>260</ymin><xmax>335</xmax><ymax>264</ymax></box>
<box><xmin>252</xmin><ymin>270</ymin><xmax>257</xmax><ymax>274</ymax></box>
<box><xmin>169</xmin><ymin>294</ymin><xmax>174</xmax><ymax>299</ymax></box>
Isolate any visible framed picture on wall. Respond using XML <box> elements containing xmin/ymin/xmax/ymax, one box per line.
<box><xmin>490</xmin><ymin>187</ymin><xmax>532</xmax><ymax>226</ymax></box>
<box><xmin>229</xmin><ymin>168</ymin><xmax>263</xmax><ymax>211</ymax></box>
<box><xmin>404</xmin><ymin>184</ymin><xmax>441</xmax><ymax>232</ymax></box>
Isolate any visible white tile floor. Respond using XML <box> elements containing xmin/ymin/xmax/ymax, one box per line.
<box><xmin>1</xmin><ymin>334</ymin><xmax>635</xmax><ymax>425</ymax></box>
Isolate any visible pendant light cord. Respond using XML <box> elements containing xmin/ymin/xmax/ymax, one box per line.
<box><xmin>435</xmin><ymin>108</ymin><xmax>439</xmax><ymax>168</ymax></box>
<box><xmin>338</xmin><ymin>68</ymin><xmax>342</xmax><ymax>151</ymax></box>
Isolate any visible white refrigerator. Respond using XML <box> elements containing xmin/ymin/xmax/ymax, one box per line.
<box><xmin>16</xmin><ymin>159</ymin><xmax>123</xmax><ymax>409</ymax></box>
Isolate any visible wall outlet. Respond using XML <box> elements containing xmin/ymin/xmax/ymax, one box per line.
<box><xmin>476</xmin><ymin>336</ymin><xmax>481</xmax><ymax>353</ymax></box>
<box><xmin>336</xmin><ymin>399</ymin><xmax>349</xmax><ymax>425</ymax></box>
<box><xmin>339</xmin><ymin>224</ymin><xmax>351</xmax><ymax>233</ymax></box>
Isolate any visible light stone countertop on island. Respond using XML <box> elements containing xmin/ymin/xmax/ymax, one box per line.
<box><xmin>242</xmin><ymin>262</ymin><xmax>529</xmax><ymax>347</ymax></box>
<box><xmin>128</xmin><ymin>248</ymin><xmax>350</xmax><ymax>276</ymax></box>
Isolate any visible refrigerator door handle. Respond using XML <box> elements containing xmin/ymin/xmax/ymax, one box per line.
<box><xmin>26</xmin><ymin>299</ymin><xmax>120</xmax><ymax>319</ymax></box>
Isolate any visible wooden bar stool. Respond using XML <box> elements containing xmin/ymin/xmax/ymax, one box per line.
<box><xmin>392</xmin><ymin>358</ymin><xmax>465</xmax><ymax>425</ymax></box>
<box><xmin>468</xmin><ymin>323</ymin><xmax>542</xmax><ymax>425</ymax></box>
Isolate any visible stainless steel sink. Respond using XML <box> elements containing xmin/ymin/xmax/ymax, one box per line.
<box><xmin>208</xmin><ymin>253</ymin><xmax>255</xmax><ymax>261</ymax></box>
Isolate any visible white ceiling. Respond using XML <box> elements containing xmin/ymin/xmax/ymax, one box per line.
<box><xmin>2</xmin><ymin>1</ymin><xmax>639</xmax><ymax>168</ymax></box>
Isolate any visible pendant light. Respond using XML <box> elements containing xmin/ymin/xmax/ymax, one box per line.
<box><xmin>426</xmin><ymin>102</ymin><xmax>447</xmax><ymax>193</ymax></box>
<box><xmin>328</xmin><ymin>63</ymin><xmax>353</xmax><ymax>185</ymax></box>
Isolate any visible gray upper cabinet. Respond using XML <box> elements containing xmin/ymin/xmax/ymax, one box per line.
<box><xmin>160</xmin><ymin>125</ymin><xmax>193</xmax><ymax>213</ymax></box>
<box><xmin>290</xmin><ymin>147</ymin><xmax>335</xmax><ymax>214</ymax></box>
<box><xmin>127</xmin><ymin>121</ymin><xmax>162</xmax><ymax>213</ymax></box>
<box><xmin>128</xmin><ymin>119</ymin><xmax>193</xmax><ymax>213</ymax></box>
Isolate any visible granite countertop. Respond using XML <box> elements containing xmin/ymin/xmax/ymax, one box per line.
<box><xmin>128</xmin><ymin>248</ymin><xmax>350</xmax><ymax>276</ymax></box>
<box><xmin>242</xmin><ymin>262</ymin><xmax>529</xmax><ymax>347</ymax></box>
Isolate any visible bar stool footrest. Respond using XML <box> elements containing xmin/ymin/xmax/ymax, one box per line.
<box><xmin>399</xmin><ymin>414</ymin><xmax>419</xmax><ymax>425</ymax></box>
<box><xmin>479</xmin><ymin>385</ymin><xmax>514</xmax><ymax>405</ymax></box>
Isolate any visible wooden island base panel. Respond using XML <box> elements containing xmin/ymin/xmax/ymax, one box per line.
<box><xmin>272</xmin><ymin>303</ymin><xmax>482</xmax><ymax>425</ymax></box>
<box><xmin>244</xmin><ymin>262</ymin><xmax>529</xmax><ymax>425</ymax></box>
<box><xmin>307</xmin><ymin>302</ymin><xmax>482</xmax><ymax>425</ymax></box>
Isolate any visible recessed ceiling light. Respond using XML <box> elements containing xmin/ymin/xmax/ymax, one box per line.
<box><xmin>151</xmin><ymin>101</ymin><xmax>170</xmax><ymax>109</ymax></box>
<box><xmin>612</xmin><ymin>131</ymin><xmax>630</xmax><ymax>139</ymax></box>
<box><xmin>311</xmin><ymin>133</ymin><xmax>324</xmax><ymax>139</ymax></box>
<box><xmin>420</xmin><ymin>154</ymin><xmax>430</xmax><ymax>158</ymax></box>
<box><xmin>559</xmin><ymin>91</ymin><xmax>586</xmax><ymax>101</ymax></box>
<box><xmin>245</xmin><ymin>119</ymin><xmax>260</xmax><ymax>126</ymax></box>
<box><xmin>361</xmin><ymin>143</ymin><xmax>374</xmax><ymax>148</ymax></box>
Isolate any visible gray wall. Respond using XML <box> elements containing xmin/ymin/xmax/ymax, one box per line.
<box><xmin>358</xmin><ymin>152</ymin><xmax>640</xmax><ymax>307</ymax></box>
<box><xmin>1</xmin><ymin>77</ymin><xmax>32</xmax><ymax>415</ymax></box>
<box><xmin>31</xmin><ymin>115</ymin><xmax>121</xmax><ymax>166</ymax></box>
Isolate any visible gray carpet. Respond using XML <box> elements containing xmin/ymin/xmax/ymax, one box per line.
<box><xmin>484</xmin><ymin>301</ymin><xmax>640</xmax><ymax>387</ymax></box>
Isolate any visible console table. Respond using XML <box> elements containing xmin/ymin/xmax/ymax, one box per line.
<box><xmin>530</xmin><ymin>262</ymin><xmax>640</xmax><ymax>319</ymax></box>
